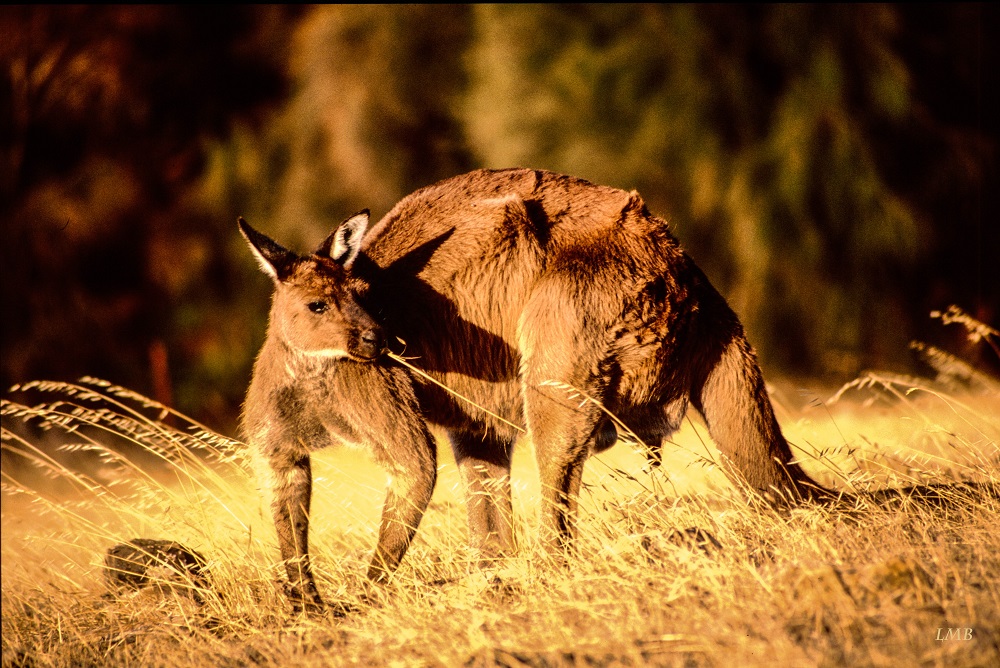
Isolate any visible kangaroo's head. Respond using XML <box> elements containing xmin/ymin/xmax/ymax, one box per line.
<box><xmin>239</xmin><ymin>211</ymin><xmax>385</xmax><ymax>362</ymax></box>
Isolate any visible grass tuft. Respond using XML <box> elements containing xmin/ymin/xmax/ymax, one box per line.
<box><xmin>3</xmin><ymin>315</ymin><xmax>999</xmax><ymax>667</ymax></box>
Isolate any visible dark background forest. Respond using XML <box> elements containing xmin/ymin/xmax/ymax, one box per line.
<box><xmin>2</xmin><ymin>5</ymin><xmax>997</xmax><ymax>436</ymax></box>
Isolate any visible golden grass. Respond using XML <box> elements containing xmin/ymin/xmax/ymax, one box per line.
<box><xmin>3</xmin><ymin>366</ymin><xmax>999</xmax><ymax>667</ymax></box>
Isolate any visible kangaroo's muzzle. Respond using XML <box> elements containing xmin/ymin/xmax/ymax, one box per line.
<box><xmin>351</xmin><ymin>327</ymin><xmax>386</xmax><ymax>361</ymax></box>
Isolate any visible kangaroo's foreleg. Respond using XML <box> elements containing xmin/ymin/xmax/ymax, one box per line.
<box><xmin>367</xmin><ymin>429</ymin><xmax>438</xmax><ymax>583</ymax></box>
<box><xmin>266</xmin><ymin>447</ymin><xmax>324</xmax><ymax>611</ymax></box>
<box><xmin>450</xmin><ymin>429</ymin><xmax>515</xmax><ymax>565</ymax></box>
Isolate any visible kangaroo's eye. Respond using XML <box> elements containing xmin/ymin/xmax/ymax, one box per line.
<box><xmin>307</xmin><ymin>301</ymin><xmax>328</xmax><ymax>314</ymax></box>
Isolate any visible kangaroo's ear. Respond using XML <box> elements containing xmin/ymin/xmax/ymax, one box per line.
<box><xmin>318</xmin><ymin>210</ymin><xmax>369</xmax><ymax>268</ymax></box>
<box><xmin>238</xmin><ymin>218</ymin><xmax>297</xmax><ymax>282</ymax></box>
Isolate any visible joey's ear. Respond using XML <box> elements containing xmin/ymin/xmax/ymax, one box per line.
<box><xmin>318</xmin><ymin>210</ymin><xmax>369</xmax><ymax>268</ymax></box>
<box><xmin>238</xmin><ymin>218</ymin><xmax>297</xmax><ymax>282</ymax></box>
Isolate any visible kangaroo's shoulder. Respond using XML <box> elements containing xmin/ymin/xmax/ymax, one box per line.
<box><xmin>360</xmin><ymin>169</ymin><xmax>543</xmax><ymax>271</ymax></box>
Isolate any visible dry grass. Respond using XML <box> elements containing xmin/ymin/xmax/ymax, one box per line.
<box><xmin>3</xmin><ymin>334</ymin><xmax>999</xmax><ymax>667</ymax></box>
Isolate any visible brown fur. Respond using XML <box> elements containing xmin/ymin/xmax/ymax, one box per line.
<box><xmin>240</xmin><ymin>168</ymin><xmax>827</xmax><ymax>610</ymax></box>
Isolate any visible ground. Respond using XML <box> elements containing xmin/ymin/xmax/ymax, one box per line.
<box><xmin>2</xmin><ymin>375</ymin><xmax>998</xmax><ymax>668</ymax></box>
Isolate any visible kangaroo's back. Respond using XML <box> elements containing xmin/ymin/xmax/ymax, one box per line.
<box><xmin>354</xmin><ymin>169</ymin><xmax>697</xmax><ymax>428</ymax></box>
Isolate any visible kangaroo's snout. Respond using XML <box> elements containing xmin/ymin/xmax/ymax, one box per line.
<box><xmin>351</xmin><ymin>326</ymin><xmax>385</xmax><ymax>361</ymax></box>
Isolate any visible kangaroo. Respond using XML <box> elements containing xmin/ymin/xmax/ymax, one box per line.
<box><xmin>240</xmin><ymin>167</ymin><xmax>828</xmax><ymax>611</ymax></box>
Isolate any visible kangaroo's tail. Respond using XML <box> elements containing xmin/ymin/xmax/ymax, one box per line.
<box><xmin>689</xmin><ymin>304</ymin><xmax>831</xmax><ymax>505</ymax></box>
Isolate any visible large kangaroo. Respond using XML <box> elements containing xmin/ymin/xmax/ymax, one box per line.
<box><xmin>240</xmin><ymin>168</ymin><xmax>826</xmax><ymax>610</ymax></box>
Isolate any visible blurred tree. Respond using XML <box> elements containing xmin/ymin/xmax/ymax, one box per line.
<box><xmin>199</xmin><ymin>5</ymin><xmax>473</xmax><ymax>246</ymax></box>
<box><xmin>2</xmin><ymin>5</ymin><xmax>995</xmax><ymax>436</ymax></box>
<box><xmin>1</xmin><ymin>6</ymin><xmax>296</xmax><ymax>429</ymax></box>
<box><xmin>463</xmin><ymin>4</ymin><xmax>996</xmax><ymax>376</ymax></box>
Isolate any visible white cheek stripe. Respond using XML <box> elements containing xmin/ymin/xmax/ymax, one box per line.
<box><xmin>298</xmin><ymin>348</ymin><xmax>350</xmax><ymax>359</ymax></box>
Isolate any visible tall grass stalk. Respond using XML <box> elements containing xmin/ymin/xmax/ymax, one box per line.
<box><xmin>3</xmin><ymin>320</ymin><xmax>999</xmax><ymax>667</ymax></box>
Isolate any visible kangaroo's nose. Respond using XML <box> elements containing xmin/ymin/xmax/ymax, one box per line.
<box><xmin>359</xmin><ymin>328</ymin><xmax>385</xmax><ymax>358</ymax></box>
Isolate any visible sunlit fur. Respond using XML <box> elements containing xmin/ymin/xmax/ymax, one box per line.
<box><xmin>241</xmin><ymin>168</ymin><xmax>830</xmax><ymax>610</ymax></box>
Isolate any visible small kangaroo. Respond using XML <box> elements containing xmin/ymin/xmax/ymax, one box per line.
<box><xmin>240</xmin><ymin>168</ymin><xmax>827</xmax><ymax>610</ymax></box>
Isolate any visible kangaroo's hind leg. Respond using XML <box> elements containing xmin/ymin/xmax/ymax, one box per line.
<box><xmin>450</xmin><ymin>428</ymin><xmax>516</xmax><ymax>565</ymax></box>
<box><xmin>519</xmin><ymin>278</ymin><xmax>612</xmax><ymax>555</ymax></box>
<box><xmin>523</xmin><ymin>379</ymin><xmax>605</xmax><ymax>554</ymax></box>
